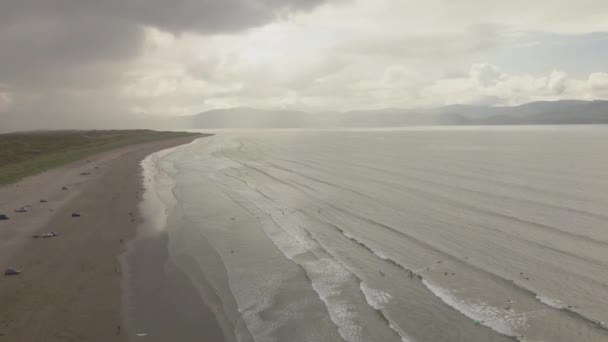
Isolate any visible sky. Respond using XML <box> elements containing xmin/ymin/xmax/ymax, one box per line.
<box><xmin>1</xmin><ymin>0</ymin><xmax>608</xmax><ymax>123</ymax></box>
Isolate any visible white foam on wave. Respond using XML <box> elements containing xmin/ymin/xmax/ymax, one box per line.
<box><xmin>258</xmin><ymin>216</ymin><xmax>364</xmax><ymax>342</ymax></box>
<box><xmin>236</xmin><ymin>273</ymin><xmax>284</xmax><ymax>342</ymax></box>
<box><xmin>216</xmin><ymin>158</ymin><xmax>408</xmax><ymax>342</ymax></box>
<box><xmin>340</xmin><ymin>232</ymin><xmax>415</xmax><ymax>341</ymax></box>
<box><xmin>343</xmin><ymin>232</ymin><xmax>355</xmax><ymax>239</ymax></box>
<box><xmin>307</xmin><ymin>258</ymin><xmax>363</xmax><ymax>342</ymax></box>
<box><xmin>422</xmin><ymin>279</ymin><xmax>527</xmax><ymax>338</ymax></box>
<box><xmin>342</xmin><ymin>232</ymin><xmax>389</xmax><ymax>260</ymax></box>
<box><xmin>372</xmin><ymin>250</ymin><xmax>389</xmax><ymax>260</ymax></box>
<box><xmin>360</xmin><ymin>283</ymin><xmax>414</xmax><ymax>342</ymax></box>
<box><xmin>360</xmin><ymin>282</ymin><xmax>392</xmax><ymax>310</ymax></box>
<box><xmin>389</xmin><ymin>322</ymin><xmax>413</xmax><ymax>342</ymax></box>
<box><xmin>536</xmin><ymin>295</ymin><xmax>565</xmax><ymax>309</ymax></box>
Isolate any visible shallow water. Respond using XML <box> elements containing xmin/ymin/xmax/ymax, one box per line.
<box><xmin>142</xmin><ymin>126</ymin><xmax>608</xmax><ymax>342</ymax></box>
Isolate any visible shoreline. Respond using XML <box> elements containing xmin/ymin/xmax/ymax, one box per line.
<box><xmin>122</xmin><ymin>139</ymin><xmax>229</xmax><ymax>342</ymax></box>
<box><xmin>0</xmin><ymin>135</ymin><xmax>203</xmax><ymax>341</ymax></box>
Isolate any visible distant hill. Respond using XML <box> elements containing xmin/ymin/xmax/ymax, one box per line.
<box><xmin>3</xmin><ymin>100</ymin><xmax>608</xmax><ymax>132</ymax></box>
<box><xmin>162</xmin><ymin>100</ymin><xmax>608</xmax><ymax>129</ymax></box>
<box><xmin>431</xmin><ymin>100</ymin><xmax>608</xmax><ymax>125</ymax></box>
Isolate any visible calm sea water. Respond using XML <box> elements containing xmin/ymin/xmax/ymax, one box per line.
<box><xmin>141</xmin><ymin>126</ymin><xmax>608</xmax><ymax>342</ymax></box>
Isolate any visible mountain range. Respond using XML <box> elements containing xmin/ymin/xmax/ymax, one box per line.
<box><xmin>2</xmin><ymin>100</ymin><xmax>608</xmax><ymax>132</ymax></box>
<box><xmin>159</xmin><ymin>100</ymin><xmax>608</xmax><ymax>129</ymax></box>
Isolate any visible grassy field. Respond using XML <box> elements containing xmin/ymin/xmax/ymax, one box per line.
<box><xmin>0</xmin><ymin>130</ymin><xmax>202</xmax><ymax>185</ymax></box>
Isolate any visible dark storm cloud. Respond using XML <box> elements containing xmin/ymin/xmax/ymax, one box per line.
<box><xmin>0</xmin><ymin>12</ymin><xmax>142</xmax><ymax>87</ymax></box>
<box><xmin>0</xmin><ymin>0</ymin><xmax>327</xmax><ymax>35</ymax></box>
<box><xmin>0</xmin><ymin>0</ymin><xmax>328</xmax><ymax>86</ymax></box>
<box><xmin>126</xmin><ymin>0</ymin><xmax>326</xmax><ymax>34</ymax></box>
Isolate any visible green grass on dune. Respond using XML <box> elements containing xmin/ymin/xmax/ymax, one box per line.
<box><xmin>0</xmin><ymin>130</ymin><xmax>201</xmax><ymax>186</ymax></box>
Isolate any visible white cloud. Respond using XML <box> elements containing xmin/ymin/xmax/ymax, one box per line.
<box><xmin>547</xmin><ymin>70</ymin><xmax>569</xmax><ymax>94</ymax></box>
<box><xmin>116</xmin><ymin>0</ymin><xmax>608</xmax><ymax>114</ymax></box>
<box><xmin>420</xmin><ymin>65</ymin><xmax>608</xmax><ymax>107</ymax></box>
<box><xmin>589</xmin><ymin>72</ymin><xmax>608</xmax><ymax>90</ymax></box>
<box><xmin>470</xmin><ymin>64</ymin><xmax>505</xmax><ymax>87</ymax></box>
<box><xmin>2</xmin><ymin>0</ymin><xmax>608</xmax><ymax>123</ymax></box>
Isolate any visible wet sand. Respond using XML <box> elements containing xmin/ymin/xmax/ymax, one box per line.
<box><xmin>125</xmin><ymin>232</ymin><xmax>227</xmax><ymax>341</ymax></box>
<box><xmin>0</xmin><ymin>135</ymin><xmax>207</xmax><ymax>341</ymax></box>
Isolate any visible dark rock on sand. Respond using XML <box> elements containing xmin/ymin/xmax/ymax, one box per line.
<box><xmin>5</xmin><ymin>268</ymin><xmax>21</xmax><ymax>276</ymax></box>
<box><xmin>33</xmin><ymin>232</ymin><xmax>60</xmax><ymax>239</ymax></box>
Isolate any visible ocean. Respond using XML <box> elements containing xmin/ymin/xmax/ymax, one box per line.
<box><xmin>133</xmin><ymin>126</ymin><xmax>608</xmax><ymax>342</ymax></box>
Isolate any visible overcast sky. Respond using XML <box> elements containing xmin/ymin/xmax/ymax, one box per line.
<box><xmin>1</xmin><ymin>0</ymin><xmax>608</xmax><ymax>120</ymax></box>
